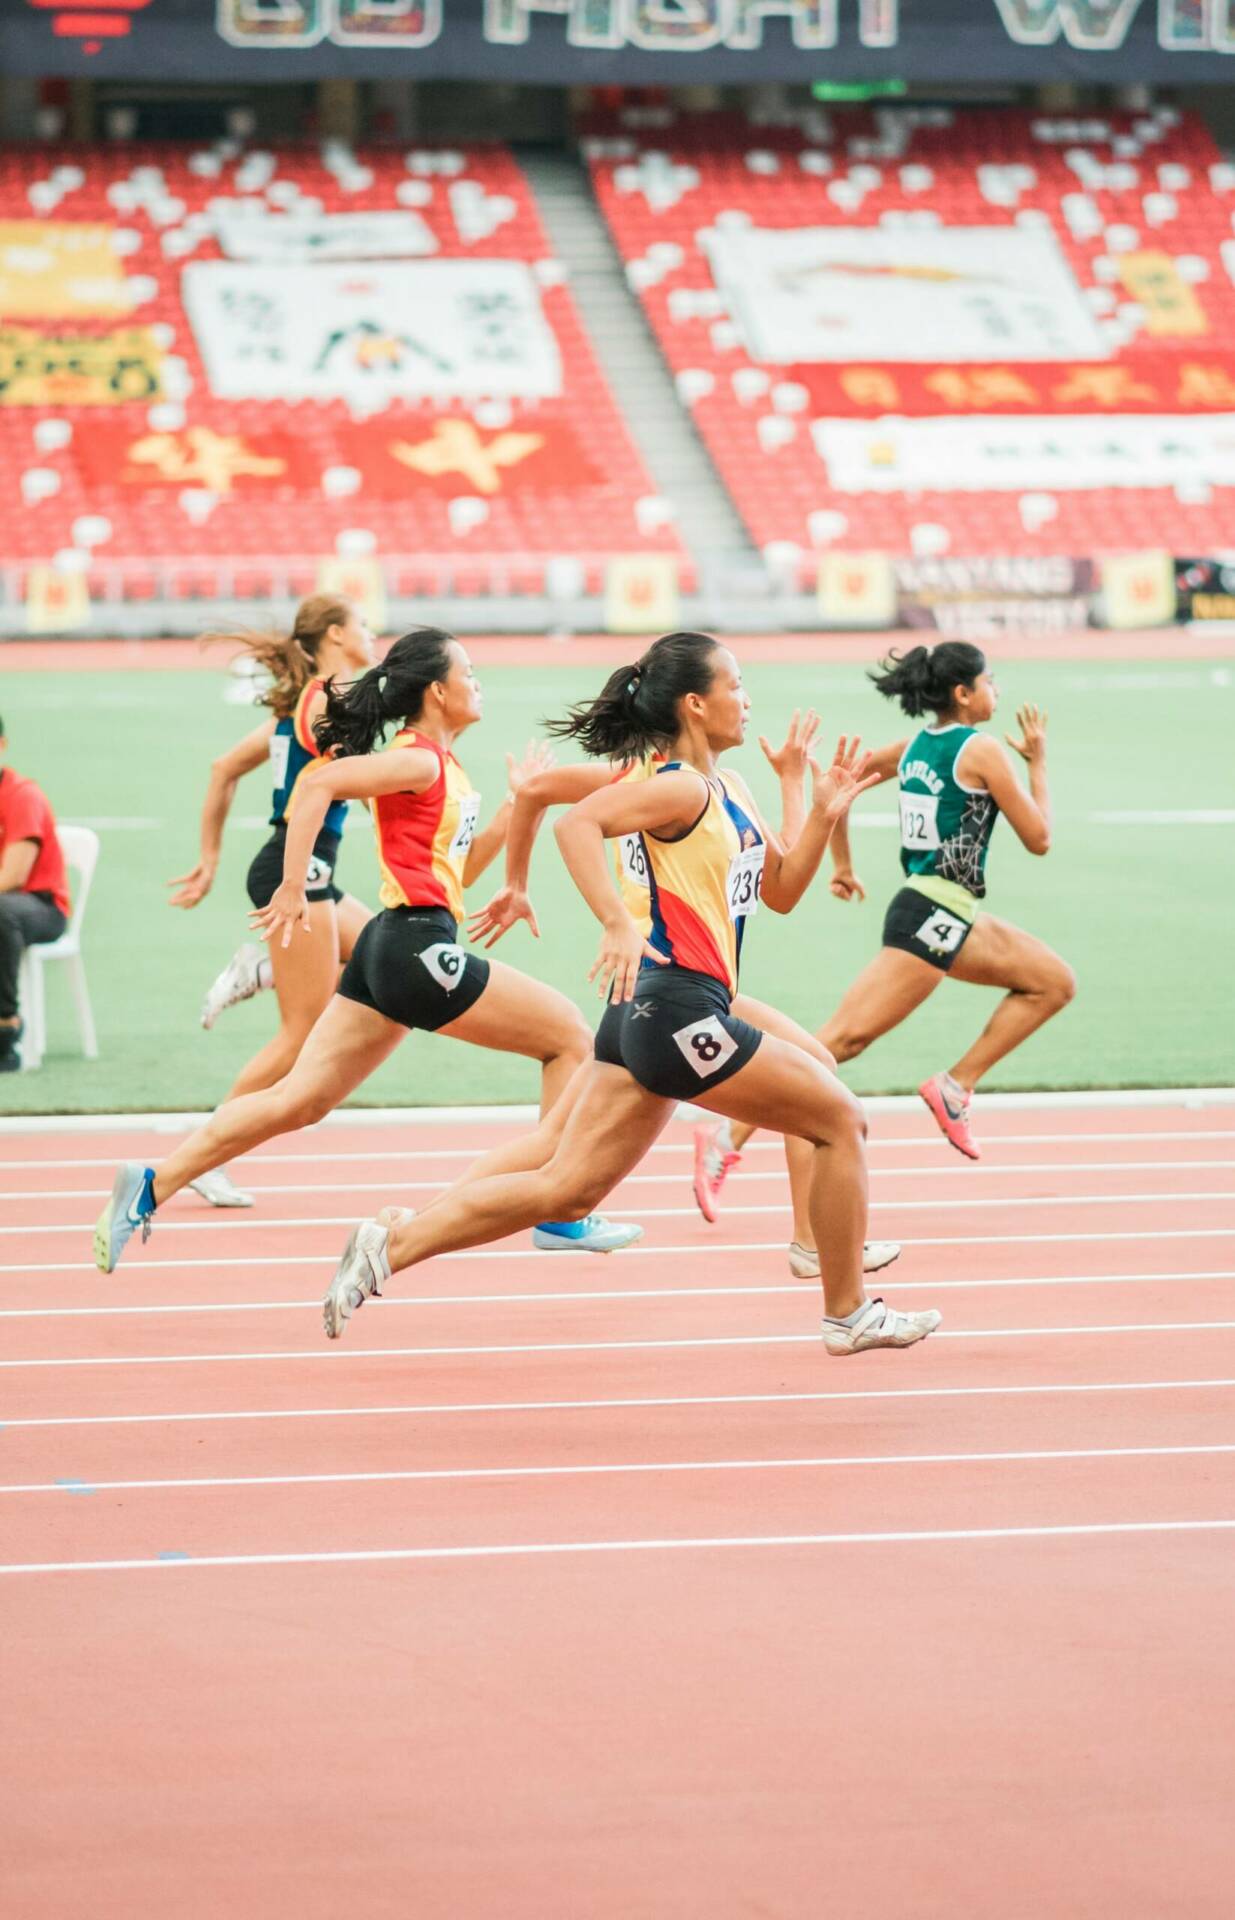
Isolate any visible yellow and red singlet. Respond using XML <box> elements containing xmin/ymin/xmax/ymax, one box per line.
<box><xmin>372</xmin><ymin>728</ymin><xmax>480</xmax><ymax>922</ymax></box>
<box><xmin>610</xmin><ymin>752</ymin><xmax>662</xmax><ymax>931</ymax></box>
<box><xmin>640</xmin><ymin>765</ymin><xmax>765</xmax><ymax>995</ymax></box>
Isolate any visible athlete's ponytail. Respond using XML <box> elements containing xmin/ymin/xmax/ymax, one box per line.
<box><xmin>199</xmin><ymin>594</ymin><xmax>354</xmax><ymax>722</ymax></box>
<box><xmin>546</xmin><ymin>630</ymin><xmax>722</xmax><ymax>760</ymax></box>
<box><xmin>314</xmin><ymin>626</ymin><xmax>455</xmax><ymax>758</ymax></box>
<box><xmin>870</xmin><ymin>641</ymin><xmax>986</xmax><ymax>718</ymax></box>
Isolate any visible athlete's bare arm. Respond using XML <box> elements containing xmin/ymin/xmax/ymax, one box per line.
<box><xmin>167</xmin><ymin>716</ymin><xmax>276</xmax><ymax>909</ymax></box>
<box><xmin>731</xmin><ymin>738</ymin><xmax>881</xmax><ymax>914</ymax></box>
<box><xmin>825</xmin><ymin>735</ymin><xmax>908</xmax><ymax>905</ymax></box>
<box><xmin>467</xmin><ymin>762</ymin><xmax>614</xmax><ymax>947</ymax></box>
<box><xmin>958</xmin><ymin>708</ymin><xmax>1051</xmax><ymax>855</ymax></box>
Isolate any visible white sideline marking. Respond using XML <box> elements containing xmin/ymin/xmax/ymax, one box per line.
<box><xmin>6</xmin><ymin>1373</ymin><xmax>1235</xmax><ymax>1432</ymax></box>
<box><xmin>6</xmin><ymin>1518</ymin><xmax>1235</xmax><ymax>1576</ymax></box>
<box><xmin>12</xmin><ymin>1157</ymin><xmax>1234</xmax><ymax>1202</ymax></box>
<box><xmin>7</xmin><ymin>1227</ymin><xmax>1235</xmax><ymax>1276</ymax></box>
<box><xmin>6</xmin><ymin>1440</ymin><xmax>1234</xmax><ymax>1498</ymax></box>
<box><xmin>2</xmin><ymin>1268</ymin><xmax>1230</xmax><ymax>1321</ymax></box>
<box><xmin>3</xmin><ymin>1130</ymin><xmax>1233</xmax><ymax>1173</ymax></box>
<box><xmin>9</xmin><ymin>1191</ymin><xmax>1233</xmax><ymax>1237</ymax></box>
<box><xmin>3</xmin><ymin>1088</ymin><xmax>1233</xmax><ymax>1135</ymax></box>
<box><xmin>5</xmin><ymin>1321</ymin><xmax>1235</xmax><ymax>1371</ymax></box>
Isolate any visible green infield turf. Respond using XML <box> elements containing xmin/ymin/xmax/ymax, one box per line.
<box><xmin>4</xmin><ymin>651</ymin><xmax>1233</xmax><ymax>1113</ymax></box>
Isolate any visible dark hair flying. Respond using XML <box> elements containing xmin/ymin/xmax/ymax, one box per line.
<box><xmin>869</xmin><ymin>641</ymin><xmax>987</xmax><ymax>719</ymax></box>
<box><xmin>313</xmin><ymin>627</ymin><xmax>456</xmax><ymax>759</ymax></box>
<box><xmin>546</xmin><ymin>630</ymin><xmax>722</xmax><ymax>761</ymax></box>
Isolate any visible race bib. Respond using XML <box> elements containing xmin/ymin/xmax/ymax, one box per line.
<box><xmin>726</xmin><ymin>843</ymin><xmax>765</xmax><ymax>920</ymax></box>
<box><xmin>304</xmin><ymin>853</ymin><xmax>333</xmax><ymax>891</ymax></box>
<box><xmin>899</xmin><ymin>791</ymin><xmax>941</xmax><ymax>852</ymax></box>
<box><xmin>269</xmin><ymin>734</ymin><xmax>290</xmax><ymax>793</ymax></box>
<box><xmin>671</xmin><ymin>1014</ymin><xmax>740</xmax><ymax>1079</ymax></box>
<box><xmin>419</xmin><ymin>941</ymin><xmax>468</xmax><ymax>992</ymax></box>
<box><xmin>914</xmin><ymin>907</ymin><xmax>968</xmax><ymax>955</ymax></box>
<box><xmin>448</xmin><ymin>794</ymin><xmax>481</xmax><ymax>861</ymax></box>
<box><xmin>618</xmin><ymin>832</ymin><xmax>649</xmax><ymax>891</ymax></box>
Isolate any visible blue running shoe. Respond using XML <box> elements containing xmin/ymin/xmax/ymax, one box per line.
<box><xmin>94</xmin><ymin>1162</ymin><xmax>156</xmax><ymax>1273</ymax></box>
<box><xmin>531</xmin><ymin>1214</ymin><xmax>644</xmax><ymax>1254</ymax></box>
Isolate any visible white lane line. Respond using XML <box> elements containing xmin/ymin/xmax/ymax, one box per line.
<box><xmin>7</xmin><ymin>1373</ymin><xmax>1235</xmax><ymax>1431</ymax></box>
<box><xmin>7</xmin><ymin>1228</ymin><xmax>1235</xmax><ymax>1276</ymax></box>
<box><xmin>2</xmin><ymin>1129</ymin><xmax>1234</xmax><ymax>1173</ymax></box>
<box><xmin>10</xmin><ymin>1158</ymin><xmax>1233</xmax><ymax>1202</ymax></box>
<box><xmin>7</xmin><ymin>1441</ymin><xmax>1235</xmax><ymax>1497</ymax></box>
<box><xmin>6</xmin><ymin>1517</ymin><xmax>1235</xmax><ymax>1576</ymax></box>
<box><xmin>5</xmin><ymin>1321</ymin><xmax>1235</xmax><ymax>1371</ymax></box>
<box><xmin>3</xmin><ymin>1268</ymin><xmax>1230</xmax><ymax>1321</ymax></box>
<box><xmin>8</xmin><ymin>1192</ymin><xmax>1233</xmax><ymax>1237</ymax></box>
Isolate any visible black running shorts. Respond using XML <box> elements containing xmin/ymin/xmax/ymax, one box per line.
<box><xmin>594</xmin><ymin>965</ymin><xmax>762</xmax><ymax>1102</ymax></box>
<box><xmin>882</xmin><ymin>885</ymin><xmax>975</xmax><ymax>974</ymax></box>
<box><xmin>246</xmin><ymin>825</ymin><xmax>343</xmax><ymax>909</ymax></box>
<box><xmin>338</xmin><ymin>905</ymin><xmax>490</xmax><ymax>1032</ymax></box>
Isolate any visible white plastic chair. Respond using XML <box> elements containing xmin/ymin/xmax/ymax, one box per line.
<box><xmin>17</xmin><ymin>824</ymin><xmax>100</xmax><ymax>1072</ymax></box>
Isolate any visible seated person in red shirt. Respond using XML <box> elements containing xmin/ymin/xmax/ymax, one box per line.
<box><xmin>0</xmin><ymin>713</ymin><xmax>70</xmax><ymax>1070</ymax></box>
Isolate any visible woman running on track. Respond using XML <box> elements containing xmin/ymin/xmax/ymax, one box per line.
<box><xmin>95</xmin><ymin>629</ymin><xmax>638</xmax><ymax>1271</ymax></box>
<box><xmin>467</xmin><ymin>715</ymin><xmax>899</xmax><ymax>1279</ymax></box>
<box><xmin>165</xmin><ymin>594</ymin><xmax>377</xmax><ymax>1208</ymax></box>
<box><xmin>696</xmin><ymin>640</ymin><xmax>1074</xmax><ymax>1184</ymax></box>
<box><xmin>313</xmin><ymin>630</ymin><xmax>940</xmax><ymax>1355</ymax></box>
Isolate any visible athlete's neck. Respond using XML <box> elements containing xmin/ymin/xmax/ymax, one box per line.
<box><xmin>666</xmin><ymin>725</ymin><xmax>720</xmax><ymax>779</ymax></box>
<box><xmin>407</xmin><ymin>714</ymin><xmax>459</xmax><ymax>752</ymax></box>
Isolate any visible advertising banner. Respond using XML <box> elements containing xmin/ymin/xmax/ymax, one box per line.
<box><xmin>25</xmin><ymin>565</ymin><xmax>90</xmax><ymax>635</ymax></box>
<box><xmin>894</xmin><ymin>555</ymin><xmax>1095</xmax><ymax>636</ymax></box>
<box><xmin>605</xmin><ymin>555</ymin><xmax>681</xmax><ymax>634</ymax></box>
<box><xmin>704</xmin><ymin>224</ymin><xmax>1107</xmax><ymax>365</ymax></box>
<box><xmin>1101</xmin><ymin>550</ymin><xmax>1177</xmax><ymax>628</ymax></box>
<box><xmin>0</xmin><ymin>222</ymin><xmax>132</xmax><ymax>320</ymax></box>
<box><xmin>811</xmin><ymin>413</ymin><xmax>1235</xmax><ymax>493</ymax></box>
<box><xmin>788</xmin><ymin>357</ymin><xmax>1235</xmax><ymax>418</ymax></box>
<box><xmin>0</xmin><ymin>325</ymin><xmax>163</xmax><ymax>404</ymax></box>
<box><xmin>214</xmin><ymin>207</ymin><xmax>438</xmax><ymax>264</ymax></box>
<box><xmin>1174</xmin><ymin>557</ymin><xmax>1235</xmax><ymax>622</ymax></box>
<box><xmin>183</xmin><ymin>259</ymin><xmax>562</xmax><ymax>404</ymax></box>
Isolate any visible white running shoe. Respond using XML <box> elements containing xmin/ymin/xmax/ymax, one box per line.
<box><xmin>201</xmin><ymin>943</ymin><xmax>268</xmax><ymax>1031</ymax></box>
<box><xmin>188</xmin><ymin>1166</ymin><xmax>254</xmax><ymax>1208</ymax></box>
<box><xmin>822</xmin><ymin>1297</ymin><xmax>942</xmax><ymax>1357</ymax></box>
<box><xmin>323</xmin><ymin>1221</ymin><xmax>391</xmax><ymax>1341</ymax></box>
<box><xmin>788</xmin><ymin>1240</ymin><xmax>902</xmax><ymax>1280</ymax></box>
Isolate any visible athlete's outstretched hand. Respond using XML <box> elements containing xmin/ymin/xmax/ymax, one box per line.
<box><xmin>250</xmin><ymin>881</ymin><xmax>310</xmax><ymax>950</ymax></box>
<box><xmin>167</xmin><ymin>861</ymin><xmax>215</xmax><ymax>909</ymax></box>
<box><xmin>467</xmin><ymin>884</ymin><xmax>540</xmax><ymax>949</ymax></box>
<box><xmin>590</xmin><ymin>913</ymin><xmax>668</xmax><ymax>1005</ymax></box>
<box><xmin>506</xmin><ymin>739</ymin><xmax>555</xmax><ymax>795</ymax></box>
<box><xmin>1006</xmin><ymin>704</ymin><xmax>1048</xmax><ymax>764</ymax></box>
<box><xmin>758</xmin><ymin>708</ymin><xmax>820</xmax><ymax>783</ymax></box>
<box><xmin>830</xmin><ymin>867</ymin><xmax>867</xmax><ymax>904</ymax></box>
<box><xmin>810</xmin><ymin>737</ymin><xmax>881</xmax><ymax>819</ymax></box>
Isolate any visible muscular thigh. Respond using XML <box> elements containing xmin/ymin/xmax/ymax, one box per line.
<box><xmin>438</xmin><ymin>958</ymin><xmax>587</xmax><ymax>1060</ymax></box>
<box><xmin>277</xmin><ymin>993</ymin><xmax>404</xmax><ymax>1107</ymax></box>
<box><xmin>949</xmin><ymin>914</ymin><xmax>1066</xmax><ymax>991</ymax></box>
<box><xmin>544</xmin><ymin>1062</ymin><xmax>675</xmax><ymax>1198</ymax></box>
<box><xmin>731</xmin><ymin>992</ymin><xmax>836</xmax><ymax>1072</ymax></box>
<box><xmin>696</xmin><ymin>1031</ymin><xmax>863</xmax><ymax>1144</ymax></box>
<box><xmin>270</xmin><ymin>903</ymin><xmax>341</xmax><ymax>1033</ymax></box>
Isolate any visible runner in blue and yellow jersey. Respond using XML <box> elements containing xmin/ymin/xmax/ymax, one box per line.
<box><xmin>702</xmin><ymin>641</ymin><xmax>1074</xmax><ymax>1174</ymax></box>
<box><xmin>164</xmin><ymin>595</ymin><xmax>376</xmax><ymax>1205</ymax></box>
<box><xmin>317</xmin><ymin>632</ymin><xmax>940</xmax><ymax>1357</ymax></box>
<box><xmin>95</xmin><ymin>629</ymin><xmax>640</xmax><ymax>1275</ymax></box>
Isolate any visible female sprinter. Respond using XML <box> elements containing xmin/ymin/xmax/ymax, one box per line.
<box><xmin>164</xmin><ymin>594</ymin><xmax>376</xmax><ymax>1207</ymax></box>
<box><xmin>314</xmin><ymin>630</ymin><xmax>940</xmax><ymax>1357</ymax></box>
<box><xmin>696</xmin><ymin>640</ymin><xmax>1074</xmax><ymax>1175</ymax></box>
<box><xmin>94</xmin><ymin>629</ymin><xmax>638</xmax><ymax>1271</ymax></box>
<box><xmin>467</xmin><ymin>714</ymin><xmax>899</xmax><ymax>1278</ymax></box>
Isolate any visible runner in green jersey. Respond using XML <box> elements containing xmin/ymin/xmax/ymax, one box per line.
<box><xmin>699</xmin><ymin>641</ymin><xmax>1073</xmax><ymax>1186</ymax></box>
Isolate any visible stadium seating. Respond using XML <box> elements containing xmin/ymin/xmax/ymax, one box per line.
<box><xmin>585</xmin><ymin>104</ymin><xmax>1235</xmax><ymax>581</ymax></box>
<box><xmin>0</xmin><ymin>140</ymin><xmax>687</xmax><ymax>604</ymax></box>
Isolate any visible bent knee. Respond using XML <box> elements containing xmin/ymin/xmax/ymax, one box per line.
<box><xmin>550</xmin><ymin>1010</ymin><xmax>593</xmax><ymax>1063</ymax></box>
<box><xmin>1037</xmin><ymin>960</ymin><xmax>1077</xmax><ymax>1009</ymax></box>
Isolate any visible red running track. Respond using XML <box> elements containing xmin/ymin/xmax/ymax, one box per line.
<box><xmin>3</xmin><ymin>1099</ymin><xmax>1235</xmax><ymax>1918</ymax></box>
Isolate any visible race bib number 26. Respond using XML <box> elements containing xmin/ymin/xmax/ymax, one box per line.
<box><xmin>619</xmin><ymin>832</ymin><xmax>649</xmax><ymax>890</ymax></box>
<box><xmin>448</xmin><ymin>794</ymin><xmax>481</xmax><ymax>861</ymax></box>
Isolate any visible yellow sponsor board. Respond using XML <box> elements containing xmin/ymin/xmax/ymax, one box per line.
<box><xmin>0</xmin><ymin>326</ymin><xmax>164</xmax><ymax>406</ymax></box>
<box><xmin>316</xmin><ymin>557</ymin><xmax>388</xmax><ymax>634</ymax></box>
<box><xmin>25</xmin><ymin>566</ymin><xmax>91</xmax><ymax>636</ymax></box>
<box><xmin>0</xmin><ymin>222</ymin><xmax>130</xmax><ymax>319</ymax></box>
<box><xmin>1101</xmin><ymin>551</ymin><xmax>1176</xmax><ymax>630</ymax></box>
<box><xmin>817</xmin><ymin>551</ymin><xmax>897</xmax><ymax>627</ymax></box>
<box><xmin>604</xmin><ymin>555</ymin><xmax>681</xmax><ymax>635</ymax></box>
<box><xmin>1116</xmin><ymin>252</ymin><xmax>1208</xmax><ymax>338</ymax></box>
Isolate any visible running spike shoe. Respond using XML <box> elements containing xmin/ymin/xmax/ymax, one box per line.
<box><xmin>788</xmin><ymin>1240</ymin><xmax>903</xmax><ymax>1280</ymax></box>
<box><xmin>188</xmin><ymin>1166</ymin><xmax>255</xmax><ymax>1208</ymax></box>
<box><xmin>322</xmin><ymin>1221</ymin><xmax>391</xmax><ymax>1341</ymax></box>
<box><xmin>692</xmin><ymin>1124</ymin><xmax>741</xmax><ymax>1223</ymax></box>
<box><xmin>919</xmin><ymin>1072</ymin><xmax>980</xmax><ymax>1161</ymax></box>
<box><xmin>201</xmin><ymin>942</ymin><xmax>268</xmax><ymax>1031</ymax></box>
<box><xmin>94</xmin><ymin>1162</ymin><xmax>156</xmax><ymax>1273</ymax></box>
<box><xmin>822</xmin><ymin>1298</ymin><xmax>942</xmax><ymax>1357</ymax></box>
<box><xmin>531</xmin><ymin>1215</ymin><xmax>644</xmax><ymax>1253</ymax></box>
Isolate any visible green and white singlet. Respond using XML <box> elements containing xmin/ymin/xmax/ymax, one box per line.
<box><xmin>896</xmin><ymin>724</ymin><xmax>999</xmax><ymax>925</ymax></box>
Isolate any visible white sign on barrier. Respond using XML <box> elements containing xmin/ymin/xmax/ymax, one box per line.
<box><xmin>214</xmin><ymin>207</ymin><xmax>438</xmax><ymax>263</ymax></box>
<box><xmin>812</xmin><ymin>413</ymin><xmax>1235</xmax><ymax>492</ymax></box>
<box><xmin>702</xmin><ymin>224</ymin><xmax>1107</xmax><ymax>364</ymax></box>
<box><xmin>183</xmin><ymin>258</ymin><xmax>562</xmax><ymax>403</ymax></box>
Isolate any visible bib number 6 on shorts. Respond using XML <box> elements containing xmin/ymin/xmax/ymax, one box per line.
<box><xmin>419</xmin><ymin>941</ymin><xmax>467</xmax><ymax>992</ymax></box>
<box><xmin>671</xmin><ymin>1014</ymin><xmax>739</xmax><ymax>1079</ymax></box>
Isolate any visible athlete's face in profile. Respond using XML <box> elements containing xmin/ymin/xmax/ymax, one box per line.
<box><xmin>964</xmin><ymin>671</ymin><xmax>998</xmax><ymax>722</ymax></box>
<box><xmin>440</xmin><ymin>643</ymin><xmax>484</xmax><ymax>730</ymax></box>
<box><xmin>336</xmin><ymin>606</ymin><xmax>377</xmax><ymax>670</ymax></box>
<box><xmin>698</xmin><ymin>647</ymin><xmax>750</xmax><ymax>750</ymax></box>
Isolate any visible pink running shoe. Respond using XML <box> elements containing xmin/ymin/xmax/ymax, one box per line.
<box><xmin>693</xmin><ymin>1125</ymin><xmax>741</xmax><ymax>1223</ymax></box>
<box><xmin>919</xmin><ymin>1073</ymin><xmax>980</xmax><ymax>1161</ymax></box>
